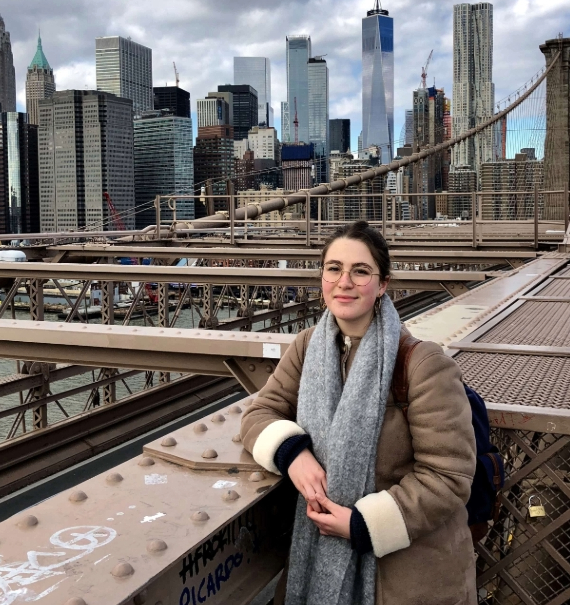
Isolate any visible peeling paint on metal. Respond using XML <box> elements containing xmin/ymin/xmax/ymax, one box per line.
<box><xmin>140</xmin><ymin>513</ymin><xmax>166</xmax><ymax>524</ymax></box>
<box><xmin>212</xmin><ymin>481</ymin><xmax>237</xmax><ymax>490</ymax></box>
<box><xmin>144</xmin><ymin>474</ymin><xmax>167</xmax><ymax>485</ymax></box>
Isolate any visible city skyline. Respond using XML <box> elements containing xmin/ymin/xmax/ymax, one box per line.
<box><xmin>3</xmin><ymin>0</ymin><xmax>570</xmax><ymax>152</ymax></box>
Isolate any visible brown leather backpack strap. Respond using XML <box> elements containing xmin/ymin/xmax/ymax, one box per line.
<box><xmin>392</xmin><ymin>333</ymin><xmax>422</xmax><ymax>419</ymax></box>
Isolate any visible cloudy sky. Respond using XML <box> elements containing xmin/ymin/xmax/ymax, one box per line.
<box><xmin>5</xmin><ymin>0</ymin><xmax>570</xmax><ymax>150</ymax></box>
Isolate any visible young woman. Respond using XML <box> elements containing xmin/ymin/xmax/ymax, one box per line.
<box><xmin>241</xmin><ymin>221</ymin><xmax>477</xmax><ymax>605</ymax></box>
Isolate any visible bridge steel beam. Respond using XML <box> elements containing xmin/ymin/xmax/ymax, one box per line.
<box><xmin>40</xmin><ymin>244</ymin><xmax>538</xmax><ymax>265</ymax></box>
<box><xmin>0</xmin><ymin>320</ymin><xmax>297</xmax><ymax>376</ymax></box>
<box><xmin>0</xmin><ymin>261</ymin><xmax>490</xmax><ymax>290</ymax></box>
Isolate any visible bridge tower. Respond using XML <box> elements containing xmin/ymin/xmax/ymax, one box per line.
<box><xmin>541</xmin><ymin>37</ymin><xmax>570</xmax><ymax>220</ymax></box>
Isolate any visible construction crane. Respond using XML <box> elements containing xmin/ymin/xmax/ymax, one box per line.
<box><xmin>103</xmin><ymin>192</ymin><xmax>158</xmax><ymax>304</ymax></box>
<box><xmin>103</xmin><ymin>191</ymin><xmax>126</xmax><ymax>231</ymax></box>
<box><xmin>293</xmin><ymin>96</ymin><xmax>299</xmax><ymax>144</ymax></box>
<box><xmin>420</xmin><ymin>50</ymin><xmax>433</xmax><ymax>89</ymax></box>
<box><xmin>173</xmin><ymin>62</ymin><xmax>179</xmax><ymax>87</ymax></box>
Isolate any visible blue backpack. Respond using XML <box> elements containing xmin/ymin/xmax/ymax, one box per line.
<box><xmin>392</xmin><ymin>335</ymin><xmax>505</xmax><ymax>543</ymax></box>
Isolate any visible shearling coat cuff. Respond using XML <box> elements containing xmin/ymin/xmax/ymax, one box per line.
<box><xmin>252</xmin><ymin>419</ymin><xmax>306</xmax><ymax>475</ymax></box>
<box><xmin>354</xmin><ymin>490</ymin><xmax>411</xmax><ymax>558</ymax></box>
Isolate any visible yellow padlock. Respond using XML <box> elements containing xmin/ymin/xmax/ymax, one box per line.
<box><xmin>528</xmin><ymin>495</ymin><xmax>546</xmax><ymax>519</ymax></box>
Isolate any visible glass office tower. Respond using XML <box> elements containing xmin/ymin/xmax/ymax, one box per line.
<box><xmin>285</xmin><ymin>35</ymin><xmax>311</xmax><ymax>145</ymax></box>
<box><xmin>134</xmin><ymin>111</ymin><xmax>194</xmax><ymax>228</ymax></box>
<box><xmin>234</xmin><ymin>57</ymin><xmax>273</xmax><ymax>127</ymax></box>
<box><xmin>0</xmin><ymin>112</ymin><xmax>39</xmax><ymax>233</ymax></box>
<box><xmin>362</xmin><ymin>2</ymin><xmax>394</xmax><ymax>159</ymax></box>
<box><xmin>308</xmin><ymin>57</ymin><xmax>329</xmax><ymax>183</ymax></box>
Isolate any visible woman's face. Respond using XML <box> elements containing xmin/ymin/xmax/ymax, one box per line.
<box><xmin>322</xmin><ymin>237</ymin><xmax>389</xmax><ymax>326</ymax></box>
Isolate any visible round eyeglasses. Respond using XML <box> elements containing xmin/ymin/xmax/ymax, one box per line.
<box><xmin>321</xmin><ymin>263</ymin><xmax>380</xmax><ymax>286</ymax></box>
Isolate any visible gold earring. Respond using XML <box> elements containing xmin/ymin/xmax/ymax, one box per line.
<box><xmin>320</xmin><ymin>291</ymin><xmax>327</xmax><ymax>309</ymax></box>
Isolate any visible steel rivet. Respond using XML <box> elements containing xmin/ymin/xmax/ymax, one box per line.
<box><xmin>193</xmin><ymin>423</ymin><xmax>208</xmax><ymax>433</ymax></box>
<box><xmin>138</xmin><ymin>457</ymin><xmax>155</xmax><ymax>467</ymax></box>
<box><xmin>211</xmin><ymin>414</ymin><xmax>225</xmax><ymax>423</ymax></box>
<box><xmin>133</xmin><ymin>329</ymin><xmax>138</xmax><ymax>332</ymax></box>
<box><xmin>222</xmin><ymin>490</ymin><xmax>240</xmax><ymax>502</ymax></box>
<box><xmin>147</xmin><ymin>539</ymin><xmax>168</xmax><ymax>553</ymax></box>
<box><xmin>64</xmin><ymin>598</ymin><xmax>87</xmax><ymax>605</ymax></box>
<box><xmin>195</xmin><ymin>332</ymin><xmax>201</xmax><ymax>336</ymax></box>
<box><xmin>159</xmin><ymin>330</ymin><xmax>165</xmax><ymax>334</ymax></box>
<box><xmin>106</xmin><ymin>473</ymin><xmax>124</xmax><ymax>484</ymax></box>
<box><xmin>265</xmin><ymin>365</ymin><xmax>273</xmax><ymax>374</ymax></box>
<box><xmin>232</xmin><ymin>434</ymin><xmax>242</xmax><ymax>443</ymax></box>
<box><xmin>230</xmin><ymin>333</ymin><xmax>235</xmax><ymax>338</ymax></box>
<box><xmin>201</xmin><ymin>449</ymin><xmax>218</xmax><ymax>459</ymax></box>
<box><xmin>177</xmin><ymin>331</ymin><xmax>182</xmax><ymax>335</ymax></box>
<box><xmin>161</xmin><ymin>436</ymin><xmax>177</xmax><ymax>447</ymax></box>
<box><xmin>82</xmin><ymin>325</ymin><xmax>87</xmax><ymax>329</ymax></box>
<box><xmin>248</xmin><ymin>472</ymin><xmax>265</xmax><ymax>482</ymax></box>
<box><xmin>248</xmin><ymin>364</ymin><xmax>256</xmax><ymax>372</ymax></box>
<box><xmin>111</xmin><ymin>562</ymin><xmax>134</xmax><ymax>578</ymax></box>
<box><xmin>17</xmin><ymin>514</ymin><xmax>38</xmax><ymax>528</ymax></box>
<box><xmin>134</xmin><ymin>591</ymin><xmax>148</xmax><ymax>605</ymax></box>
<box><xmin>229</xmin><ymin>405</ymin><xmax>242</xmax><ymax>414</ymax></box>
<box><xmin>243</xmin><ymin>398</ymin><xmax>253</xmax><ymax>407</ymax></box>
<box><xmin>192</xmin><ymin>510</ymin><xmax>210</xmax><ymax>522</ymax></box>
<box><xmin>69</xmin><ymin>490</ymin><xmax>88</xmax><ymax>502</ymax></box>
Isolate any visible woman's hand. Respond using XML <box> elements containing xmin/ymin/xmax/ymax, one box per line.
<box><xmin>288</xmin><ymin>449</ymin><xmax>328</xmax><ymax>512</ymax></box>
<box><xmin>306</xmin><ymin>493</ymin><xmax>352</xmax><ymax>540</ymax></box>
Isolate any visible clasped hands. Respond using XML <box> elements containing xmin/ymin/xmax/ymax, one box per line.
<box><xmin>287</xmin><ymin>449</ymin><xmax>351</xmax><ymax>540</ymax></box>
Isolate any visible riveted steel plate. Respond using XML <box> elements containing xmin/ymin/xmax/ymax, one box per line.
<box><xmin>144</xmin><ymin>402</ymin><xmax>264</xmax><ymax>472</ymax></box>
<box><xmin>0</xmin><ymin>398</ymin><xmax>285</xmax><ymax>605</ymax></box>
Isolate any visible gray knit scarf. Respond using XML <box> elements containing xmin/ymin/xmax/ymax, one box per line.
<box><xmin>285</xmin><ymin>294</ymin><xmax>401</xmax><ymax>605</ymax></box>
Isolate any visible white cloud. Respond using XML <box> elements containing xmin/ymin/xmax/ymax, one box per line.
<box><xmin>5</xmin><ymin>0</ymin><xmax>569</xmax><ymax>150</ymax></box>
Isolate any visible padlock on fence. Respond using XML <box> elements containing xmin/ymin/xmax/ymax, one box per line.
<box><xmin>527</xmin><ymin>495</ymin><xmax>546</xmax><ymax>520</ymax></box>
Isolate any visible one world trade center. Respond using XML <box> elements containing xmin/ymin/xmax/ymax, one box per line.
<box><xmin>362</xmin><ymin>1</ymin><xmax>394</xmax><ymax>160</ymax></box>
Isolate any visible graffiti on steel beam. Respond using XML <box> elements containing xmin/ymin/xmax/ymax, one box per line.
<box><xmin>178</xmin><ymin>510</ymin><xmax>258</xmax><ymax>604</ymax></box>
<box><xmin>0</xmin><ymin>526</ymin><xmax>116</xmax><ymax>604</ymax></box>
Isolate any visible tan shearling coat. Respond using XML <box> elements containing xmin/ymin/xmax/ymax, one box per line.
<box><xmin>241</xmin><ymin>325</ymin><xmax>477</xmax><ymax>605</ymax></box>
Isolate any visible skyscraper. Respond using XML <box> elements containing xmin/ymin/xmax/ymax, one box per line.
<box><xmin>0</xmin><ymin>15</ymin><xmax>16</xmax><ymax>113</ymax></box>
<box><xmin>217</xmin><ymin>84</ymin><xmax>258</xmax><ymax>140</ymax></box>
<box><xmin>362</xmin><ymin>1</ymin><xmax>394</xmax><ymax>159</ymax></box>
<box><xmin>197</xmin><ymin>95</ymin><xmax>231</xmax><ymax>128</ymax></box>
<box><xmin>452</xmin><ymin>2</ymin><xmax>494</xmax><ymax>173</ymax></box>
<box><xmin>234</xmin><ymin>57</ymin><xmax>273</xmax><ymax>127</ymax></box>
<box><xmin>134</xmin><ymin>108</ymin><xmax>194</xmax><ymax>228</ymax></box>
<box><xmin>281</xmin><ymin>101</ymin><xmax>290</xmax><ymax>143</ymax></box>
<box><xmin>404</xmin><ymin>110</ymin><xmax>414</xmax><ymax>145</ymax></box>
<box><xmin>38</xmin><ymin>90</ymin><xmax>135</xmax><ymax>232</ymax></box>
<box><xmin>0</xmin><ymin>113</ymin><xmax>39</xmax><ymax>233</ymax></box>
<box><xmin>96</xmin><ymin>36</ymin><xmax>153</xmax><ymax>115</ymax></box>
<box><xmin>26</xmin><ymin>34</ymin><xmax>56</xmax><ymax>126</ymax></box>
<box><xmin>412</xmin><ymin>85</ymin><xmax>446</xmax><ymax>218</ymax></box>
<box><xmin>285</xmin><ymin>35</ymin><xmax>311</xmax><ymax>144</ymax></box>
<box><xmin>329</xmin><ymin>119</ymin><xmax>351</xmax><ymax>154</ymax></box>
<box><xmin>308</xmin><ymin>57</ymin><xmax>329</xmax><ymax>183</ymax></box>
<box><xmin>153</xmin><ymin>86</ymin><xmax>190</xmax><ymax>118</ymax></box>
<box><xmin>193</xmin><ymin>123</ymin><xmax>234</xmax><ymax>215</ymax></box>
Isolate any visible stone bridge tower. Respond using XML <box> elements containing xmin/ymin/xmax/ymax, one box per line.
<box><xmin>541</xmin><ymin>37</ymin><xmax>570</xmax><ymax>220</ymax></box>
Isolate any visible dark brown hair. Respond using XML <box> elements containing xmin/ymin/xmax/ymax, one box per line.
<box><xmin>321</xmin><ymin>220</ymin><xmax>391</xmax><ymax>281</ymax></box>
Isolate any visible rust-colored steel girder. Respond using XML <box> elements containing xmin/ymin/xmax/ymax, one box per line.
<box><xmin>0</xmin><ymin>261</ymin><xmax>490</xmax><ymax>288</ymax></box>
<box><xmin>41</xmin><ymin>244</ymin><xmax>538</xmax><ymax>265</ymax></box>
<box><xmin>0</xmin><ymin>320</ymin><xmax>296</xmax><ymax>375</ymax></box>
